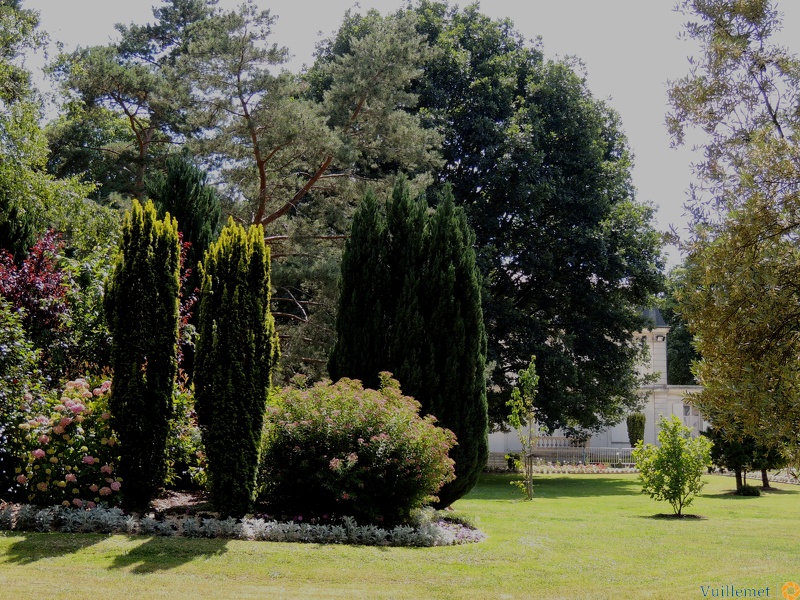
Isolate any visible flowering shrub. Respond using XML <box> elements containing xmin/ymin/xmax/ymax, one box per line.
<box><xmin>258</xmin><ymin>374</ymin><xmax>456</xmax><ymax>525</ymax></box>
<box><xmin>17</xmin><ymin>378</ymin><xmax>122</xmax><ymax>508</ymax></box>
<box><xmin>164</xmin><ymin>375</ymin><xmax>206</xmax><ymax>490</ymax></box>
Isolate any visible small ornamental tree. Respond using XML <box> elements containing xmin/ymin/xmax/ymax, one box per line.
<box><xmin>633</xmin><ymin>415</ymin><xmax>712</xmax><ymax>516</ymax></box>
<box><xmin>194</xmin><ymin>218</ymin><xmax>279</xmax><ymax>517</ymax></box>
<box><xmin>104</xmin><ymin>199</ymin><xmax>181</xmax><ymax>509</ymax></box>
<box><xmin>507</xmin><ymin>356</ymin><xmax>540</xmax><ymax>500</ymax></box>
<box><xmin>627</xmin><ymin>413</ymin><xmax>646</xmax><ymax>447</ymax></box>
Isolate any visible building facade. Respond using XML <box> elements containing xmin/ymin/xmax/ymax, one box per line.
<box><xmin>488</xmin><ymin>308</ymin><xmax>706</xmax><ymax>460</ymax></box>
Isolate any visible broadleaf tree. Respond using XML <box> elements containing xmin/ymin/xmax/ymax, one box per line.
<box><xmin>405</xmin><ymin>2</ymin><xmax>664</xmax><ymax>433</ymax></box>
<box><xmin>669</xmin><ymin>0</ymin><xmax>800</xmax><ymax>448</ymax></box>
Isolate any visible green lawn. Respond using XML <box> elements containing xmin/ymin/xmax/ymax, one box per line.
<box><xmin>1</xmin><ymin>473</ymin><xmax>797</xmax><ymax>599</ymax></box>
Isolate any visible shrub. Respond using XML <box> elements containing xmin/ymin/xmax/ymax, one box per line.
<box><xmin>16</xmin><ymin>378</ymin><xmax>122</xmax><ymax>508</ymax></box>
<box><xmin>633</xmin><ymin>415</ymin><xmax>712</xmax><ymax>516</ymax></box>
<box><xmin>258</xmin><ymin>374</ymin><xmax>456</xmax><ymax>526</ymax></box>
<box><xmin>0</xmin><ymin>297</ymin><xmax>43</xmax><ymax>499</ymax></box>
<box><xmin>104</xmin><ymin>199</ymin><xmax>181</xmax><ymax>509</ymax></box>
<box><xmin>626</xmin><ymin>412</ymin><xmax>646</xmax><ymax>447</ymax></box>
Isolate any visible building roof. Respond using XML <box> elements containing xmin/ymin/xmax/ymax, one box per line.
<box><xmin>641</xmin><ymin>307</ymin><xmax>668</xmax><ymax>329</ymax></box>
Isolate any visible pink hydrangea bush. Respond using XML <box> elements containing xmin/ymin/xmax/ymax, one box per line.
<box><xmin>17</xmin><ymin>378</ymin><xmax>122</xmax><ymax>507</ymax></box>
<box><xmin>258</xmin><ymin>374</ymin><xmax>456</xmax><ymax>526</ymax></box>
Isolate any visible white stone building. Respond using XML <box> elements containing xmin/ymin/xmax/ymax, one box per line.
<box><xmin>488</xmin><ymin>308</ymin><xmax>706</xmax><ymax>462</ymax></box>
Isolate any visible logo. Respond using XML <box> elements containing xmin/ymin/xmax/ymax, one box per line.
<box><xmin>783</xmin><ymin>582</ymin><xmax>800</xmax><ymax>600</ymax></box>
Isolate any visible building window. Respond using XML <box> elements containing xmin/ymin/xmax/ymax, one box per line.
<box><xmin>683</xmin><ymin>405</ymin><xmax>691</xmax><ymax>417</ymax></box>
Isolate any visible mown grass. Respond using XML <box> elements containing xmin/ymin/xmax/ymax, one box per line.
<box><xmin>1</xmin><ymin>473</ymin><xmax>798</xmax><ymax>599</ymax></box>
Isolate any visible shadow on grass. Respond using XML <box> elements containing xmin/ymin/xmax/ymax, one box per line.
<box><xmin>3</xmin><ymin>532</ymin><xmax>105</xmax><ymax>564</ymax></box>
<box><xmin>108</xmin><ymin>536</ymin><xmax>229</xmax><ymax>574</ymax></box>
<box><xmin>639</xmin><ymin>513</ymin><xmax>707</xmax><ymax>520</ymax></box>
<box><xmin>467</xmin><ymin>473</ymin><xmax>640</xmax><ymax>501</ymax></box>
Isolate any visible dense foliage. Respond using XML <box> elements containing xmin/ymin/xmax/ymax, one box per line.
<box><xmin>305</xmin><ymin>2</ymin><xmax>664</xmax><ymax>432</ymax></box>
<box><xmin>670</xmin><ymin>0</ymin><xmax>800</xmax><ymax>447</ymax></box>
<box><xmin>104</xmin><ymin>199</ymin><xmax>181</xmax><ymax>509</ymax></box>
<box><xmin>0</xmin><ymin>297</ymin><xmax>42</xmax><ymax>499</ymax></box>
<box><xmin>633</xmin><ymin>415</ymin><xmax>712</xmax><ymax>516</ymax></box>
<box><xmin>194</xmin><ymin>218</ymin><xmax>279</xmax><ymax>517</ymax></box>
<box><xmin>259</xmin><ymin>375</ymin><xmax>456</xmax><ymax>525</ymax></box>
<box><xmin>329</xmin><ymin>179</ymin><xmax>487</xmax><ymax>508</ymax></box>
<box><xmin>704</xmin><ymin>426</ymin><xmax>787</xmax><ymax>493</ymax></box>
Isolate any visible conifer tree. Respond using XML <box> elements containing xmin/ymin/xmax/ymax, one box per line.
<box><xmin>104</xmin><ymin>199</ymin><xmax>181</xmax><ymax>509</ymax></box>
<box><xmin>330</xmin><ymin>179</ymin><xmax>488</xmax><ymax>508</ymax></box>
<box><xmin>328</xmin><ymin>190</ymin><xmax>388</xmax><ymax>390</ymax></box>
<box><xmin>194</xmin><ymin>218</ymin><xmax>279</xmax><ymax>517</ymax></box>
<box><xmin>146</xmin><ymin>150</ymin><xmax>222</xmax><ymax>286</ymax></box>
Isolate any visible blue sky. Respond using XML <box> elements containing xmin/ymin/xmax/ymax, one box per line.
<box><xmin>21</xmin><ymin>1</ymin><xmax>800</xmax><ymax>268</ymax></box>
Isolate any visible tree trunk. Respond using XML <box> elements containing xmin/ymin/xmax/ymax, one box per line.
<box><xmin>761</xmin><ymin>468</ymin><xmax>771</xmax><ymax>489</ymax></box>
<box><xmin>735</xmin><ymin>468</ymin><xmax>743</xmax><ymax>493</ymax></box>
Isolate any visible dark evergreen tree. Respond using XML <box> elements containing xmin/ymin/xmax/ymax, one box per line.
<box><xmin>330</xmin><ymin>178</ymin><xmax>487</xmax><ymax>507</ymax></box>
<box><xmin>328</xmin><ymin>190</ymin><xmax>388</xmax><ymax>390</ymax></box>
<box><xmin>145</xmin><ymin>150</ymin><xmax>222</xmax><ymax>285</ymax></box>
<box><xmin>104</xmin><ymin>199</ymin><xmax>181</xmax><ymax>509</ymax></box>
<box><xmin>409</xmin><ymin>187</ymin><xmax>488</xmax><ymax>508</ymax></box>
<box><xmin>194</xmin><ymin>217</ymin><xmax>279</xmax><ymax>517</ymax></box>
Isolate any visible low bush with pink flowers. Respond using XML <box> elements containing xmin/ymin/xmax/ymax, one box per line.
<box><xmin>16</xmin><ymin>378</ymin><xmax>122</xmax><ymax>508</ymax></box>
<box><xmin>258</xmin><ymin>374</ymin><xmax>456</xmax><ymax>526</ymax></box>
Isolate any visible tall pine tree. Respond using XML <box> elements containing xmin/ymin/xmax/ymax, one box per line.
<box><xmin>329</xmin><ymin>178</ymin><xmax>487</xmax><ymax>507</ymax></box>
<box><xmin>194</xmin><ymin>218</ymin><xmax>280</xmax><ymax>517</ymax></box>
<box><xmin>104</xmin><ymin>199</ymin><xmax>181</xmax><ymax>509</ymax></box>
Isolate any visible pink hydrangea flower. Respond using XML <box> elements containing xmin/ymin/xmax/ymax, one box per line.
<box><xmin>37</xmin><ymin>435</ymin><xmax>50</xmax><ymax>445</ymax></box>
<box><xmin>59</xmin><ymin>417</ymin><xmax>72</xmax><ymax>428</ymax></box>
<box><xmin>100</xmin><ymin>464</ymin><xmax>113</xmax><ymax>474</ymax></box>
<box><xmin>82</xmin><ymin>455</ymin><xmax>95</xmax><ymax>465</ymax></box>
<box><xmin>93</xmin><ymin>388</ymin><xmax>103</xmax><ymax>396</ymax></box>
<box><xmin>100</xmin><ymin>381</ymin><xmax>111</xmax><ymax>392</ymax></box>
<box><xmin>65</xmin><ymin>473</ymin><xmax>77</xmax><ymax>483</ymax></box>
<box><xmin>70</xmin><ymin>403</ymin><xmax>86</xmax><ymax>414</ymax></box>
<box><xmin>110</xmin><ymin>481</ymin><xmax>121</xmax><ymax>492</ymax></box>
<box><xmin>101</xmin><ymin>412</ymin><xmax>111</xmax><ymax>420</ymax></box>
<box><xmin>89</xmin><ymin>484</ymin><xmax>98</xmax><ymax>493</ymax></box>
<box><xmin>99</xmin><ymin>486</ymin><xmax>111</xmax><ymax>496</ymax></box>
<box><xmin>52</xmin><ymin>425</ymin><xmax>64</xmax><ymax>435</ymax></box>
<box><xmin>72</xmin><ymin>498</ymin><xmax>83</xmax><ymax>508</ymax></box>
<box><xmin>86</xmin><ymin>501</ymin><xmax>96</xmax><ymax>509</ymax></box>
<box><xmin>32</xmin><ymin>448</ymin><xmax>45</xmax><ymax>459</ymax></box>
<box><xmin>15</xmin><ymin>474</ymin><xmax>26</xmax><ymax>484</ymax></box>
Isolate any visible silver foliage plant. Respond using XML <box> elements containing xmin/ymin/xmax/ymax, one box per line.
<box><xmin>0</xmin><ymin>504</ymin><xmax>484</xmax><ymax>547</ymax></box>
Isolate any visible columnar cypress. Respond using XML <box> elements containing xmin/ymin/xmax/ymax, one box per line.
<box><xmin>194</xmin><ymin>218</ymin><xmax>279</xmax><ymax>517</ymax></box>
<box><xmin>411</xmin><ymin>188</ymin><xmax>488</xmax><ymax>508</ymax></box>
<box><xmin>104</xmin><ymin>199</ymin><xmax>181</xmax><ymax>509</ymax></box>
<box><xmin>328</xmin><ymin>190</ymin><xmax>388</xmax><ymax>390</ymax></box>
<box><xmin>330</xmin><ymin>179</ymin><xmax>488</xmax><ymax>508</ymax></box>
